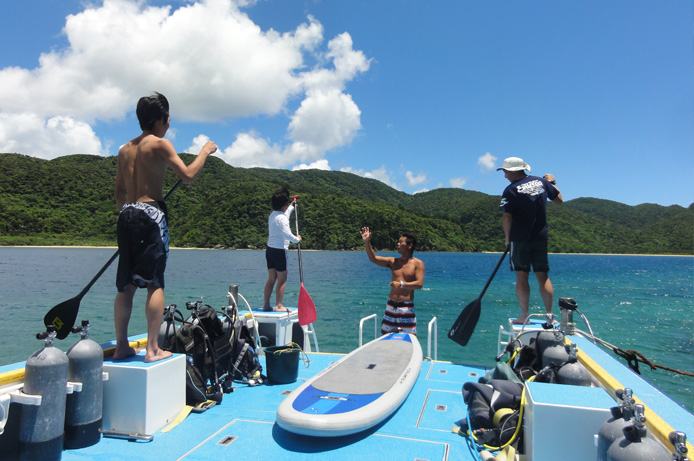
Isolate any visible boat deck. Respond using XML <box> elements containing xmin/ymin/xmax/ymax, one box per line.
<box><xmin>2</xmin><ymin>316</ymin><xmax>693</xmax><ymax>460</ymax></box>
<box><xmin>60</xmin><ymin>352</ymin><xmax>488</xmax><ymax>461</ymax></box>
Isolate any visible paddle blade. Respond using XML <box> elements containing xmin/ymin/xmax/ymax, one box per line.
<box><xmin>298</xmin><ymin>283</ymin><xmax>317</xmax><ymax>326</ymax></box>
<box><xmin>447</xmin><ymin>298</ymin><xmax>481</xmax><ymax>347</ymax></box>
<box><xmin>43</xmin><ymin>296</ymin><xmax>80</xmax><ymax>340</ymax></box>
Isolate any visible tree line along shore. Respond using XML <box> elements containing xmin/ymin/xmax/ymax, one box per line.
<box><xmin>1</xmin><ymin>153</ymin><xmax>692</xmax><ymax>255</ymax></box>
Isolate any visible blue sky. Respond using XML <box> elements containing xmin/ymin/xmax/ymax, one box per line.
<box><xmin>0</xmin><ymin>0</ymin><xmax>692</xmax><ymax>207</ymax></box>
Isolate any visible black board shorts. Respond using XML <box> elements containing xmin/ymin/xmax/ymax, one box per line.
<box><xmin>509</xmin><ymin>238</ymin><xmax>550</xmax><ymax>273</ymax></box>
<box><xmin>266</xmin><ymin>247</ymin><xmax>288</xmax><ymax>272</ymax></box>
<box><xmin>116</xmin><ymin>201</ymin><xmax>169</xmax><ymax>291</ymax></box>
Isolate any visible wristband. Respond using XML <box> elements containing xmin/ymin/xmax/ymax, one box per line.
<box><xmin>400</xmin><ymin>280</ymin><xmax>404</xmax><ymax>288</ymax></box>
<box><xmin>549</xmin><ymin>180</ymin><xmax>556</xmax><ymax>185</ymax></box>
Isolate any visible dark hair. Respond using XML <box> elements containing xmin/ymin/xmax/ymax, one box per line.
<box><xmin>136</xmin><ymin>92</ymin><xmax>169</xmax><ymax>131</ymax></box>
<box><xmin>271</xmin><ymin>187</ymin><xmax>290</xmax><ymax>211</ymax></box>
<box><xmin>401</xmin><ymin>232</ymin><xmax>417</xmax><ymax>251</ymax></box>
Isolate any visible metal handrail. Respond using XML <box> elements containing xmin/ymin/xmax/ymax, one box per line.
<box><xmin>427</xmin><ymin>317</ymin><xmax>437</xmax><ymax>360</ymax></box>
<box><xmin>359</xmin><ymin>314</ymin><xmax>378</xmax><ymax>347</ymax></box>
<box><xmin>292</xmin><ymin>320</ymin><xmax>319</xmax><ymax>353</ymax></box>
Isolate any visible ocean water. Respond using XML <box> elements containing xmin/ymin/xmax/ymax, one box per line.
<box><xmin>0</xmin><ymin>247</ymin><xmax>692</xmax><ymax>410</ymax></box>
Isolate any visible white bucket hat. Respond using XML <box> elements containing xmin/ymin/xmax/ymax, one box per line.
<box><xmin>497</xmin><ymin>157</ymin><xmax>531</xmax><ymax>172</ymax></box>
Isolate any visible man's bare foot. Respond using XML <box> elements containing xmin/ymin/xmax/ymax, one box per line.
<box><xmin>262</xmin><ymin>305</ymin><xmax>273</xmax><ymax>311</ymax></box>
<box><xmin>511</xmin><ymin>316</ymin><xmax>529</xmax><ymax>325</ymax></box>
<box><xmin>274</xmin><ymin>305</ymin><xmax>291</xmax><ymax>312</ymax></box>
<box><xmin>113</xmin><ymin>345</ymin><xmax>139</xmax><ymax>361</ymax></box>
<box><xmin>144</xmin><ymin>349</ymin><xmax>173</xmax><ymax>363</ymax></box>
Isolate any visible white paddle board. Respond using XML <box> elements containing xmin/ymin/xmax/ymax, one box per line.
<box><xmin>276</xmin><ymin>332</ymin><xmax>422</xmax><ymax>437</ymax></box>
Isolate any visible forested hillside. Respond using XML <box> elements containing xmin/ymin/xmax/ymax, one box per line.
<box><xmin>1</xmin><ymin>153</ymin><xmax>692</xmax><ymax>254</ymax></box>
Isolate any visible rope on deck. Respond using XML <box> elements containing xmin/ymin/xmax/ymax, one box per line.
<box><xmin>576</xmin><ymin>328</ymin><xmax>694</xmax><ymax>377</ymax></box>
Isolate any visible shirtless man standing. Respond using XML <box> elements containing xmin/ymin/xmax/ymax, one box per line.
<box><xmin>114</xmin><ymin>92</ymin><xmax>217</xmax><ymax>362</ymax></box>
<box><xmin>360</xmin><ymin>227</ymin><xmax>425</xmax><ymax>335</ymax></box>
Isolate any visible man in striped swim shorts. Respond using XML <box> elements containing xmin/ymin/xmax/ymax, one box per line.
<box><xmin>360</xmin><ymin>227</ymin><xmax>425</xmax><ymax>335</ymax></box>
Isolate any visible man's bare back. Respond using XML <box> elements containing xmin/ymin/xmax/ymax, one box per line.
<box><xmin>116</xmin><ymin>135</ymin><xmax>172</xmax><ymax>210</ymax></box>
<box><xmin>115</xmin><ymin>118</ymin><xmax>216</xmax><ymax>209</ymax></box>
<box><xmin>116</xmin><ymin>135</ymin><xmax>169</xmax><ymax>206</ymax></box>
<box><xmin>113</xmin><ymin>93</ymin><xmax>217</xmax><ymax>363</ymax></box>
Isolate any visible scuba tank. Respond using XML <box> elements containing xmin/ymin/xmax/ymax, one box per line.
<box><xmin>556</xmin><ymin>343</ymin><xmax>591</xmax><ymax>386</ymax></box>
<box><xmin>541</xmin><ymin>330</ymin><xmax>570</xmax><ymax>367</ymax></box>
<box><xmin>597</xmin><ymin>388</ymin><xmax>636</xmax><ymax>461</ymax></box>
<box><xmin>535</xmin><ymin>329</ymin><xmax>563</xmax><ymax>354</ymax></box>
<box><xmin>64</xmin><ymin>320</ymin><xmax>103</xmax><ymax>449</ymax></box>
<box><xmin>19</xmin><ymin>326</ymin><xmax>69</xmax><ymax>461</ymax></box>
<box><xmin>606</xmin><ymin>404</ymin><xmax>670</xmax><ymax>461</ymax></box>
<box><xmin>158</xmin><ymin>304</ymin><xmax>179</xmax><ymax>351</ymax></box>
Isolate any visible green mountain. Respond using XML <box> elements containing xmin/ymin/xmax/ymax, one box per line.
<box><xmin>1</xmin><ymin>153</ymin><xmax>692</xmax><ymax>255</ymax></box>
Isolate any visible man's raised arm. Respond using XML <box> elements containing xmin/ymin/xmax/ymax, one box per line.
<box><xmin>360</xmin><ymin>226</ymin><xmax>392</xmax><ymax>268</ymax></box>
<box><xmin>161</xmin><ymin>139</ymin><xmax>217</xmax><ymax>184</ymax></box>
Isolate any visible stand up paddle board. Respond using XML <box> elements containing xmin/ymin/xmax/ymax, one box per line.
<box><xmin>276</xmin><ymin>332</ymin><xmax>422</xmax><ymax>437</ymax></box>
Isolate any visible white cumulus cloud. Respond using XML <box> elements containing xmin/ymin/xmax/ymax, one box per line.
<box><xmin>405</xmin><ymin>170</ymin><xmax>426</xmax><ymax>186</ymax></box>
<box><xmin>341</xmin><ymin>165</ymin><xmax>398</xmax><ymax>189</ymax></box>
<box><xmin>292</xmin><ymin>159</ymin><xmax>331</xmax><ymax>171</ymax></box>
<box><xmin>478</xmin><ymin>152</ymin><xmax>497</xmax><ymax>172</ymax></box>
<box><xmin>0</xmin><ymin>113</ymin><xmax>106</xmax><ymax>159</ymax></box>
<box><xmin>450</xmin><ymin>177</ymin><xmax>468</xmax><ymax>188</ymax></box>
<box><xmin>217</xmin><ymin>131</ymin><xmax>284</xmax><ymax>168</ymax></box>
<box><xmin>0</xmin><ymin>0</ymin><xmax>370</xmax><ymax>165</ymax></box>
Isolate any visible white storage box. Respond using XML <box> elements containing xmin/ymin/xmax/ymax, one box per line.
<box><xmin>102</xmin><ymin>352</ymin><xmax>185</xmax><ymax>435</ymax></box>
<box><xmin>524</xmin><ymin>381</ymin><xmax>614</xmax><ymax>461</ymax></box>
<box><xmin>252</xmin><ymin>309</ymin><xmax>298</xmax><ymax>350</ymax></box>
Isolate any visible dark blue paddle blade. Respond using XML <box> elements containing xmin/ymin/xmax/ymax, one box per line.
<box><xmin>448</xmin><ymin>248</ymin><xmax>508</xmax><ymax>347</ymax></box>
<box><xmin>44</xmin><ymin>295</ymin><xmax>81</xmax><ymax>340</ymax></box>
<box><xmin>447</xmin><ymin>298</ymin><xmax>481</xmax><ymax>346</ymax></box>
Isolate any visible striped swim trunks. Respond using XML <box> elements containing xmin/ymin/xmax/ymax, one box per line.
<box><xmin>381</xmin><ymin>299</ymin><xmax>417</xmax><ymax>335</ymax></box>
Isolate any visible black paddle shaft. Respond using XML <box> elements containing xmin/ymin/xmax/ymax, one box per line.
<box><xmin>477</xmin><ymin>245</ymin><xmax>510</xmax><ymax>299</ymax></box>
<box><xmin>43</xmin><ymin>179</ymin><xmax>183</xmax><ymax>338</ymax></box>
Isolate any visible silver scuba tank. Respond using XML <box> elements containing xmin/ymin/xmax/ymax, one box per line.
<box><xmin>64</xmin><ymin>320</ymin><xmax>103</xmax><ymax>449</ymax></box>
<box><xmin>597</xmin><ymin>389</ymin><xmax>636</xmax><ymax>461</ymax></box>
<box><xmin>19</xmin><ymin>326</ymin><xmax>69</xmax><ymax>461</ymax></box>
<box><xmin>556</xmin><ymin>343</ymin><xmax>591</xmax><ymax>386</ymax></box>
<box><xmin>606</xmin><ymin>405</ymin><xmax>670</xmax><ymax>461</ymax></box>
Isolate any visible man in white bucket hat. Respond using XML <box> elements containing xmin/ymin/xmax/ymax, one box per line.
<box><xmin>498</xmin><ymin>157</ymin><xmax>563</xmax><ymax>324</ymax></box>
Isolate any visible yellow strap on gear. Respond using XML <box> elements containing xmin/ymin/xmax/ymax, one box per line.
<box><xmin>160</xmin><ymin>405</ymin><xmax>193</xmax><ymax>433</ymax></box>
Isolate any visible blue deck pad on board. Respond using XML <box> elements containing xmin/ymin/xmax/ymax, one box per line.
<box><xmin>380</xmin><ymin>332</ymin><xmax>412</xmax><ymax>343</ymax></box>
<box><xmin>293</xmin><ymin>385</ymin><xmax>383</xmax><ymax>414</ymax></box>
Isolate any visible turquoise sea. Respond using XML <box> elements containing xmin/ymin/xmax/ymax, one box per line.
<box><xmin>0</xmin><ymin>247</ymin><xmax>692</xmax><ymax>411</ymax></box>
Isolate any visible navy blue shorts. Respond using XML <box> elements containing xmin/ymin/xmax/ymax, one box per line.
<box><xmin>509</xmin><ymin>239</ymin><xmax>550</xmax><ymax>273</ymax></box>
<box><xmin>116</xmin><ymin>201</ymin><xmax>169</xmax><ymax>291</ymax></box>
<box><xmin>266</xmin><ymin>247</ymin><xmax>288</xmax><ymax>272</ymax></box>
